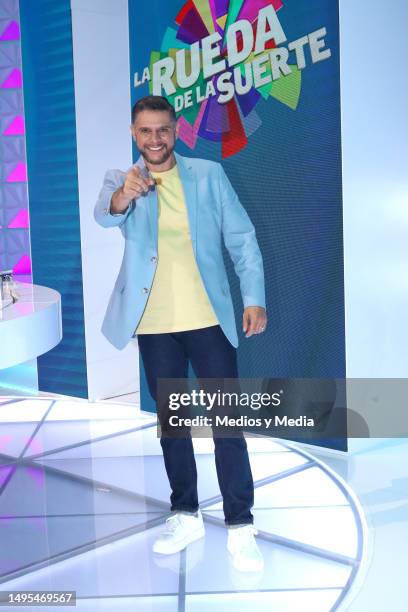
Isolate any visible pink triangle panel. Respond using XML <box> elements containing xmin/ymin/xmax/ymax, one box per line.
<box><xmin>3</xmin><ymin>115</ymin><xmax>25</xmax><ymax>135</ymax></box>
<box><xmin>8</xmin><ymin>208</ymin><xmax>29</xmax><ymax>228</ymax></box>
<box><xmin>0</xmin><ymin>68</ymin><xmax>22</xmax><ymax>89</ymax></box>
<box><xmin>6</xmin><ymin>162</ymin><xmax>27</xmax><ymax>182</ymax></box>
<box><xmin>0</xmin><ymin>20</ymin><xmax>20</xmax><ymax>40</ymax></box>
<box><xmin>13</xmin><ymin>255</ymin><xmax>32</xmax><ymax>275</ymax></box>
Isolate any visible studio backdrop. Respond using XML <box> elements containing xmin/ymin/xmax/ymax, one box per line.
<box><xmin>128</xmin><ymin>0</ymin><xmax>346</xmax><ymax>451</ymax></box>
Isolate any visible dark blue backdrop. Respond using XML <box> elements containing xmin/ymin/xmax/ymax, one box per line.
<box><xmin>128</xmin><ymin>0</ymin><xmax>346</xmax><ymax>451</ymax></box>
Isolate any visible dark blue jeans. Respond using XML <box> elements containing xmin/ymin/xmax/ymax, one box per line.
<box><xmin>137</xmin><ymin>325</ymin><xmax>254</xmax><ymax>526</ymax></box>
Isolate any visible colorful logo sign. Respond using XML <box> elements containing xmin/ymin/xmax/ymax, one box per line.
<box><xmin>133</xmin><ymin>0</ymin><xmax>332</xmax><ymax>157</ymax></box>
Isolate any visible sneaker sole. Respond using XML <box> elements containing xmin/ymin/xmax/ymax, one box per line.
<box><xmin>232</xmin><ymin>557</ymin><xmax>264</xmax><ymax>572</ymax></box>
<box><xmin>152</xmin><ymin>526</ymin><xmax>205</xmax><ymax>555</ymax></box>
<box><xmin>227</xmin><ymin>544</ymin><xmax>264</xmax><ymax>573</ymax></box>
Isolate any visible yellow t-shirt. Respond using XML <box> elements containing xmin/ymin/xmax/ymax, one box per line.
<box><xmin>136</xmin><ymin>164</ymin><xmax>218</xmax><ymax>334</ymax></box>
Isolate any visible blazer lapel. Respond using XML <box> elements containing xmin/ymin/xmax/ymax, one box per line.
<box><xmin>175</xmin><ymin>152</ymin><xmax>197</xmax><ymax>256</ymax></box>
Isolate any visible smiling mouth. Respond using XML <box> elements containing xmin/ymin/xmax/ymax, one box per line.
<box><xmin>147</xmin><ymin>145</ymin><xmax>165</xmax><ymax>151</ymax></box>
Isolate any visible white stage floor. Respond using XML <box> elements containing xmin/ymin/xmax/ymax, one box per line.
<box><xmin>0</xmin><ymin>395</ymin><xmax>374</xmax><ymax>611</ymax></box>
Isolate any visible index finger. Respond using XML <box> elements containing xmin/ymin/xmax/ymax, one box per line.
<box><xmin>134</xmin><ymin>166</ymin><xmax>156</xmax><ymax>186</ymax></box>
<box><xmin>132</xmin><ymin>165</ymin><xmax>142</xmax><ymax>175</ymax></box>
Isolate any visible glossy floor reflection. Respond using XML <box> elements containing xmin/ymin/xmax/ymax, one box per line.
<box><xmin>0</xmin><ymin>396</ymin><xmax>369</xmax><ymax>611</ymax></box>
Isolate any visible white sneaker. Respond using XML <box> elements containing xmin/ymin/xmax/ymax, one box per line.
<box><xmin>153</xmin><ymin>511</ymin><xmax>205</xmax><ymax>554</ymax></box>
<box><xmin>227</xmin><ymin>525</ymin><xmax>264</xmax><ymax>572</ymax></box>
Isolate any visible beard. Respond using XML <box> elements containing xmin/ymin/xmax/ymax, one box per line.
<box><xmin>140</xmin><ymin>143</ymin><xmax>174</xmax><ymax>166</ymax></box>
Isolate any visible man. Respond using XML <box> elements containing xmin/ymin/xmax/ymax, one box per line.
<box><xmin>94</xmin><ymin>96</ymin><xmax>267</xmax><ymax>572</ymax></box>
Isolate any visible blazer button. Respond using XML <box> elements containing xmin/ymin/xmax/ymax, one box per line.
<box><xmin>142</xmin><ymin>287</ymin><xmax>149</xmax><ymax>294</ymax></box>
<box><xmin>150</xmin><ymin>256</ymin><xmax>157</xmax><ymax>263</ymax></box>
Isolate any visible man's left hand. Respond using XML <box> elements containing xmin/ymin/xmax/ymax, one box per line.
<box><xmin>242</xmin><ymin>307</ymin><xmax>267</xmax><ymax>338</ymax></box>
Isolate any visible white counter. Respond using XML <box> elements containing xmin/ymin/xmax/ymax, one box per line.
<box><xmin>0</xmin><ymin>282</ymin><xmax>62</xmax><ymax>370</ymax></box>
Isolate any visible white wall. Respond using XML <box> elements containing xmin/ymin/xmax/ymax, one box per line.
<box><xmin>71</xmin><ymin>0</ymin><xmax>139</xmax><ymax>401</ymax></box>
<box><xmin>340</xmin><ymin>0</ymin><xmax>408</xmax><ymax>377</ymax></box>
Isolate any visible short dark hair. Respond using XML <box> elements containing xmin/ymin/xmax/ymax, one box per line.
<box><xmin>131</xmin><ymin>95</ymin><xmax>176</xmax><ymax>124</ymax></box>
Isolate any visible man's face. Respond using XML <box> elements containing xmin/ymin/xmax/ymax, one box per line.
<box><xmin>131</xmin><ymin>110</ymin><xmax>178</xmax><ymax>167</ymax></box>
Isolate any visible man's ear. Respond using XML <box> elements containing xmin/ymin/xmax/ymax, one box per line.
<box><xmin>130</xmin><ymin>124</ymin><xmax>136</xmax><ymax>141</ymax></box>
<box><xmin>175</xmin><ymin>119</ymin><xmax>180</xmax><ymax>140</ymax></box>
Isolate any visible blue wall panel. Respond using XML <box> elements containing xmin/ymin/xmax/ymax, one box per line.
<box><xmin>19</xmin><ymin>0</ymin><xmax>88</xmax><ymax>398</ymax></box>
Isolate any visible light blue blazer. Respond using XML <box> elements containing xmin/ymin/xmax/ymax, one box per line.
<box><xmin>94</xmin><ymin>152</ymin><xmax>265</xmax><ymax>350</ymax></box>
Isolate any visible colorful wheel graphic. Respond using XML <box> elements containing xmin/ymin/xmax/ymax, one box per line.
<box><xmin>148</xmin><ymin>0</ymin><xmax>302</xmax><ymax>158</ymax></box>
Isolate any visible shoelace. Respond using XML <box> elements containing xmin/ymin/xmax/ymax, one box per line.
<box><xmin>234</xmin><ymin>526</ymin><xmax>259</xmax><ymax>552</ymax></box>
<box><xmin>164</xmin><ymin>515</ymin><xmax>181</xmax><ymax>533</ymax></box>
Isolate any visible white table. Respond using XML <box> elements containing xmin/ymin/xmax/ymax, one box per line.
<box><xmin>0</xmin><ymin>282</ymin><xmax>62</xmax><ymax>370</ymax></box>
